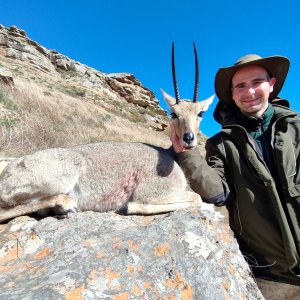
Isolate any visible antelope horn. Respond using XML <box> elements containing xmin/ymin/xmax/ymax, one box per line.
<box><xmin>193</xmin><ymin>42</ymin><xmax>199</xmax><ymax>102</ymax></box>
<box><xmin>172</xmin><ymin>42</ymin><xmax>180</xmax><ymax>104</ymax></box>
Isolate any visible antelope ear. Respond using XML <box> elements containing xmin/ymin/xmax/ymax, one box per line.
<box><xmin>199</xmin><ymin>94</ymin><xmax>214</xmax><ymax>111</ymax></box>
<box><xmin>161</xmin><ymin>89</ymin><xmax>177</xmax><ymax>108</ymax></box>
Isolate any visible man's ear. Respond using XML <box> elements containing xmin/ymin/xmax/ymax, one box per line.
<box><xmin>269</xmin><ymin>77</ymin><xmax>276</xmax><ymax>93</ymax></box>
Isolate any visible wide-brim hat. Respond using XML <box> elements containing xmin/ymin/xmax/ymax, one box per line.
<box><xmin>215</xmin><ymin>54</ymin><xmax>290</xmax><ymax>104</ymax></box>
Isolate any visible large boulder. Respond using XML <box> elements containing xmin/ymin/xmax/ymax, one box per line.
<box><xmin>0</xmin><ymin>208</ymin><xmax>263</xmax><ymax>299</ymax></box>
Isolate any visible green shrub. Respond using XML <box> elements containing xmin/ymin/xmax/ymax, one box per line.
<box><xmin>60</xmin><ymin>85</ymin><xmax>86</xmax><ymax>98</ymax></box>
<box><xmin>43</xmin><ymin>91</ymin><xmax>52</xmax><ymax>96</ymax></box>
<box><xmin>0</xmin><ymin>89</ymin><xmax>17</xmax><ymax>110</ymax></box>
<box><xmin>0</xmin><ymin>116</ymin><xmax>16</xmax><ymax>129</ymax></box>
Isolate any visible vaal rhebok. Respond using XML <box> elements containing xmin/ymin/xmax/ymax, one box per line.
<box><xmin>0</xmin><ymin>43</ymin><xmax>214</xmax><ymax>222</ymax></box>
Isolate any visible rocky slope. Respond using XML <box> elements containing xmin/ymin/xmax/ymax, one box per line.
<box><xmin>0</xmin><ymin>24</ymin><xmax>165</xmax><ymax>117</ymax></box>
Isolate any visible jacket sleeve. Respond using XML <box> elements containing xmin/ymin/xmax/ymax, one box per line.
<box><xmin>176</xmin><ymin>136</ymin><xmax>233</xmax><ymax>206</ymax></box>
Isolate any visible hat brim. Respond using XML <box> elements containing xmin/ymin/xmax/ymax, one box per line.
<box><xmin>215</xmin><ymin>56</ymin><xmax>290</xmax><ymax>104</ymax></box>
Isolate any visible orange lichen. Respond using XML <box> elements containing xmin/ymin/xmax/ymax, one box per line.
<box><xmin>143</xmin><ymin>282</ymin><xmax>153</xmax><ymax>289</ymax></box>
<box><xmin>154</xmin><ymin>243</ymin><xmax>170</xmax><ymax>256</ymax></box>
<box><xmin>165</xmin><ymin>272</ymin><xmax>193</xmax><ymax>300</ymax></box>
<box><xmin>165</xmin><ymin>295</ymin><xmax>177</xmax><ymax>300</ymax></box>
<box><xmin>29</xmin><ymin>266</ymin><xmax>45</xmax><ymax>273</ymax></box>
<box><xmin>228</xmin><ymin>263</ymin><xmax>236</xmax><ymax>275</ymax></box>
<box><xmin>83</xmin><ymin>240</ymin><xmax>94</xmax><ymax>247</ymax></box>
<box><xmin>126</xmin><ymin>264</ymin><xmax>142</xmax><ymax>277</ymax></box>
<box><xmin>106</xmin><ymin>267</ymin><xmax>121</xmax><ymax>288</ymax></box>
<box><xmin>113</xmin><ymin>292</ymin><xmax>130</xmax><ymax>300</ymax></box>
<box><xmin>127</xmin><ymin>265</ymin><xmax>135</xmax><ymax>275</ymax></box>
<box><xmin>181</xmin><ymin>284</ymin><xmax>193</xmax><ymax>300</ymax></box>
<box><xmin>113</xmin><ymin>237</ymin><xmax>121</xmax><ymax>249</ymax></box>
<box><xmin>0</xmin><ymin>265</ymin><xmax>15</xmax><ymax>272</ymax></box>
<box><xmin>65</xmin><ymin>285</ymin><xmax>85</xmax><ymax>300</ymax></box>
<box><xmin>127</xmin><ymin>240</ymin><xmax>140</xmax><ymax>252</ymax></box>
<box><xmin>131</xmin><ymin>284</ymin><xmax>143</xmax><ymax>296</ymax></box>
<box><xmin>86</xmin><ymin>269</ymin><xmax>98</xmax><ymax>285</ymax></box>
<box><xmin>34</xmin><ymin>247</ymin><xmax>51</xmax><ymax>259</ymax></box>
<box><xmin>0</xmin><ymin>262</ymin><xmax>33</xmax><ymax>272</ymax></box>
<box><xmin>31</xmin><ymin>232</ymin><xmax>39</xmax><ymax>240</ymax></box>
<box><xmin>96</xmin><ymin>252</ymin><xmax>104</xmax><ymax>259</ymax></box>
<box><xmin>222</xmin><ymin>278</ymin><xmax>231</xmax><ymax>291</ymax></box>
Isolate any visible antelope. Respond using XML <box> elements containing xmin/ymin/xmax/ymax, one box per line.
<box><xmin>0</xmin><ymin>43</ymin><xmax>214</xmax><ymax>223</ymax></box>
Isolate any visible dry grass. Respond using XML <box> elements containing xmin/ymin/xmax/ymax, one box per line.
<box><xmin>0</xmin><ymin>80</ymin><xmax>101</xmax><ymax>155</ymax></box>
<box><xmin>0</xmin><ymin>79</ymin><xmax>172</xmax><ymax>156</ymax></box>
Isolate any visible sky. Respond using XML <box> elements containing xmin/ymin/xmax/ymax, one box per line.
<box><xmin>1</xmin><ymin>0</ymin><xmax>300</xmax><ymax>137</ymax></box>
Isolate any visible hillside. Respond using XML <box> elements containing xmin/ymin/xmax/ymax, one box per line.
<box><xmin>0</xmin><ymin>24</ymin><xmax>208</xmax><ymax>157</ymax></box>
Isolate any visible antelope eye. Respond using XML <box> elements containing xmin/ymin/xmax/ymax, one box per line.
<box><xmin>171</xmin><ymin>112</ymin><xmax>178</xmax><ymax>119</ymax></box>
<box><xmin>198</xmin><ymin>111</ymin><xmax>204</xmax><ymax>118</ymax></box>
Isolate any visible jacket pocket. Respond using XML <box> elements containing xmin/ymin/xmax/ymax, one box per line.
<box><xmin>289</xmin><ymin>184</ymin><xmax>300</xmax><ymax>198</ymax></box>
<box><xmin>274</xmin><ymin>136</ymin><xmax>296</xmax><ymax>179</ymax></box>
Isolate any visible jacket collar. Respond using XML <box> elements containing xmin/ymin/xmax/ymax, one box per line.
<box><xmin>236</xmin><ymin>105</ymin><xmax>274</xmax><ymax>132</ymax></box>
<box><xmin>213</xmin><ymin>98</ymin><xmax>295</xmax><ymax>127</ymax></box>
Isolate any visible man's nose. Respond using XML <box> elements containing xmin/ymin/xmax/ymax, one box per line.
<box><xmin>248</xmin><ymin>87</ymin><xmax>256</xmax><ymax>97</ymax></box>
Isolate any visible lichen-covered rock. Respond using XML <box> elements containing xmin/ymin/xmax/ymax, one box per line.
<box><xmin>0</xmin><ymin>209</ymin><xmax>263</xmax><ymax>299</ymax></box>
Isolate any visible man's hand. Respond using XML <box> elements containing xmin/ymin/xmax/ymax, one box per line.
<box><xmin>170</xmin><ymin>123</ymin><xmax>185</xmax><ymax>153</ymax></box>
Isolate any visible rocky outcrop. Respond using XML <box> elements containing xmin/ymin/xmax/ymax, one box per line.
<box><xmin>0</xmin><ymin>66</ymin><xmax>14</xmax><ymax>87</ymax></box>
<box><xmin>0</xmin><ymin>25</ymin><xmax>56</xmax><ymax>74</ymax></box>
<box><xmin>0</xmin><ymin>25</ymin><xmax>167</xmax><ymax>117</ymax></box>
<box><xmin>0</xmin><ymin>209</ymin><xmax>263</xmax><ymax>299</ymax></box>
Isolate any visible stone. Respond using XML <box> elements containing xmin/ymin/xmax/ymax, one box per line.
<box><xmin>0</xmin><ymin>67</ymin><xmax>14</xmax><ymax>87</ymax></box>
<box><xmin>0</xmin><ymin>209</ymin><xmax>264</xmax><ymax>299</ymax></box>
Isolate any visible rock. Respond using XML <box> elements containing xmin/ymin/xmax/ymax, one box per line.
<box><xmin>0</xmin><ymin>209</ymin><xmax>263</xmax><ymax>299</ymax></box>
<box><xmin>105</xmin><ymin>73</ymin><xmax>164</xmax><ymax>116</ymax></box>
<box><xmin>0</xmin><ymin>157</ymin><xmax>15</xmax><ymax>174</ymax></box>
<box><xmin>8</xmin><ymin>25</ymin><xmax>27</xmax><ymax>37</ymax></box>
<box><xmin>0</xmin><ymin>25</ymin><xmax>56</xmax><ymax>73</ymax></box>
<box><xmin>0</xmin><ymin>67</ymin><xmax>14</xmax><ymax>87</ymax></box>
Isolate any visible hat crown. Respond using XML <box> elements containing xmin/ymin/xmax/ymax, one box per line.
<box><xmin>234</xmin><ymin>54</ymin><xmax>263</xmax><ymax>66</ymax></box>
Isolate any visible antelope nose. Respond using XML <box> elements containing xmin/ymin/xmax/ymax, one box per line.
<box><xmin>183</xmin><ymin>132</ymin><xmax>194</xmax><ymax>144</ymax></box>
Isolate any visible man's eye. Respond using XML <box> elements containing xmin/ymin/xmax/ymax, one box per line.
<box><xmin>198</xmin><ymin>111</ymin><xmax>204</xmax><ymax>118</ymax></box>
<box><xmin>171</xmin><ymin>112</ymin><xmax>178</xmax><ymax>119</ymax></box>
<box><xmin>253</xmin><ymin>80</ymin><xmax>264</xmax><ymax>86</ymax></box>
<box><xmin>235</xmin><ymin>84</ymin><xmax>244</xmax><ymax>90</ymax></box>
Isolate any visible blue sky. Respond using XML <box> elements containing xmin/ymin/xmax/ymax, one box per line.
<box><xmin>1</xmin><ymin>0</ymin><xmax>300</xmax><ymax>137</ymax></box>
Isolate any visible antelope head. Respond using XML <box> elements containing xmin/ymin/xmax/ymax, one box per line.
<box><xmin>161</xmin><ymin>42</ymin><xmax>214</xmax><ymax>149</ymax></box>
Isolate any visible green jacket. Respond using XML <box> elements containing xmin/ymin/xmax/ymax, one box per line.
<box><xmin>177</xmin><ymin>99</ymin><xmax>300</xmax><ymax>285</ymax></box>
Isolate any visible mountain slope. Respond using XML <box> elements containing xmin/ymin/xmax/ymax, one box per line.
<box><xmin>0</xmin><ymin>25</ymin><xmax>180</xmax><ymax>156</ymax></box>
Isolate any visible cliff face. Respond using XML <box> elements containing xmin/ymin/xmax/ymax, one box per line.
<box><xmin>0</xmin><ymin>25</ymin><xmax>165</xmax><ymax>116</ymax></box>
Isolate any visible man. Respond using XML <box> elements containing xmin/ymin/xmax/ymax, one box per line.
<box><xmin>171</xmin><ymin>54</ymin><xmax>300</xmax><ymax>299</ymax></box>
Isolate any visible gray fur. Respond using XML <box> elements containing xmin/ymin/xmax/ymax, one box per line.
<box><xmin>0</xmin><ymin>92</ymin><xmax>214</xmax><ymax>222</ymax></box>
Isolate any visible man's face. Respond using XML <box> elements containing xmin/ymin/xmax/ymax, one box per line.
<box><xmin>231</xmin><ymin>65</ymin><xmax>276</xmax><ymax>117</ymax></box>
